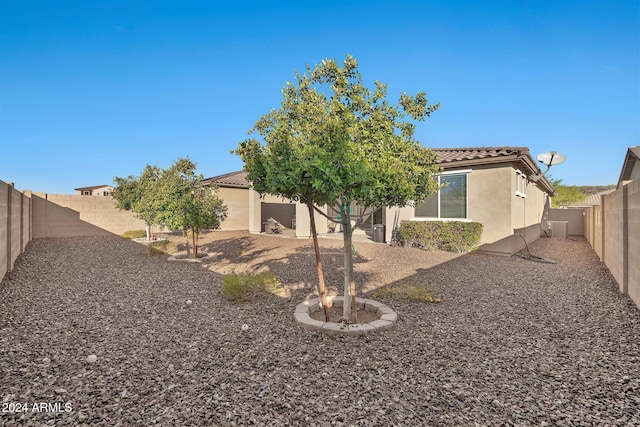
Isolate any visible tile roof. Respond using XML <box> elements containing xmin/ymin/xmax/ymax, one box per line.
<box><xmin>208</xmin><ymin>146</ymin><xmax>552</xmax><ymax>193</ymax></box>
<box><xmin>204</xmin><ymin>171</ymin><xmax>250</xmax><ymax>188</ymax></box>
<box><xmin>430</xmin><ymin>147</ymin><xmax>529</xmax><ymax>164</ymax></box>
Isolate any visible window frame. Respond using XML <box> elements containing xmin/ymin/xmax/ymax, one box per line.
<box><xmin>413</xmin><ymin>170</ymin><xmax>471</xmax><ymax>221</ymax></box>
<box><xmin>515</xmin><ymin>170</ymin><xmax>527</xmax><ymax>198</ymax></box>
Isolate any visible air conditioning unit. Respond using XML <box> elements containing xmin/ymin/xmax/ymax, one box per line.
<box><xmin>548</xmin><ymin>221</ymin><xmax>568</xmax><ymax>239</ymax></box>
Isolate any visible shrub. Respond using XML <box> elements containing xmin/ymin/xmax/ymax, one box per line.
<box><xmin>146</xmin><ymin>240</ymin><xmax>178</xmax><ymax>256</ymax></box>
<box><xmin>371</xmin><ymin>282</ymin><xmax>441</xmax><ymax>302</ymax></box>
<box><xmin>221</xmin><ymin>270</ymin><xmax>284</xmax><ymax>302</ymax></box>
<box><xmin>122</xmin><ymin>230</ymin><xmax>147</xmax><ymax>239</ymax></box>
<box><xmin>398</xmin><ymin>220</ymin><xmax>482</xmax><ymax>253</ymax></box>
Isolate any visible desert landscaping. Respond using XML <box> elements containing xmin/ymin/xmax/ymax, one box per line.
<box><xmin>1</xmin><ymin>231</ymin><xmax>639</xmax><ymax>425</ymax></box>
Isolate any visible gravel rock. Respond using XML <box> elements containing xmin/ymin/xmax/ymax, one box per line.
<box><xmin>1</xmin><ymin>232</ymin><xmax>639</xmax><ymax>426</ymax></box>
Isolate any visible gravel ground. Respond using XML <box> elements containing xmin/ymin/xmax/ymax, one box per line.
<box><xmin>1</xmin><ymin>231</ymin><xmax>639</xmax><ymax>426</ymax></box>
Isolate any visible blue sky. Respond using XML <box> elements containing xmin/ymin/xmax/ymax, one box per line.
<box><xmin>1</xmin><ymin>0</ymin><xmax>638</xmax><ymax>193</ymax></box>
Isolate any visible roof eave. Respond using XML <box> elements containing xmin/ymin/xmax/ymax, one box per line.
<box><xmin>616</xmin><ymin>147</ymin><xmax>639</xmax><ymax>188</ymax></box>
<box><xmin>440</xmin><ymin>154</ymin><xmax>555</xmax><ymax>196</ymax></box>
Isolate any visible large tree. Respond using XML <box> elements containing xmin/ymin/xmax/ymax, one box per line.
<box><xmin>236</xmin><ymin>54</ymin><xmax>441</xmax><ymax>322</ymax></box>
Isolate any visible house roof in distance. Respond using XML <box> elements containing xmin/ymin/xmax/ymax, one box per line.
<box><xmin>617</xmin><ymin>146</ymin><xmax>640</xmax><ymax>188</ymax></box>
<box><xmin>74</xmin><ymin>185</ymin><xmax>113</xmax><ymax>191</ymax></box>
<box><xmin>566</xmin><ymin>189</ymin><xmax>616</xmax><ymax>207</ymax></box>
<box><xmin>203</xmin><ymin>171</ymin><xmax>250</xmax><ymax>189</ymax></box>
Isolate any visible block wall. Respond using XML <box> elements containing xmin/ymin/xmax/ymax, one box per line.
<box><xmin>584</xmin><ymin>180</ymin><xmax>640</xmax><ymax>310</ymax></box>
<box><xmin>31</xmin><ymin>193</ymin><xmax>147</xmax><ymax>238</ymax></box>
<box><xmin>0</xmin><ymin>181</ymin><xmax>32</xmax><ymax>282</ymax></box>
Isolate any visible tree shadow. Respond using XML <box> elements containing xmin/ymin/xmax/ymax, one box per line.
<box><xmin>252</xmin><ymin>244</ymin><xmax>374</xmax><ymax>301</ymax></box>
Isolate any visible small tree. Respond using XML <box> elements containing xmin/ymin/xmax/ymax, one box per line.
<box><xmin>155</xmin><ymin>157</ymin><xmax>228</xmax><ymax>258</ymax></box>
<box><xmin>113</xmin><ymin>165</ymin><xmax>162</xmax><ymax>241</ymax></box>
<box><xmin>236</xmin><ymin>54</ymin><xmax>441</xmax><ymax>322</ymax></box>
<box><xmin>114</xmin><ymin>158</ymin><xmax>227</xmax><ymax>256</ymax></box>
<box><xmin>550</xmin><ymin>178</ymin><xmax>586</xmax><ymax>208</ymax></box>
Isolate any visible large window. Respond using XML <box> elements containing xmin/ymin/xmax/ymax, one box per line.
<box><xmin>415</xmin><ymin>173</ymin><xmax>468</xmax><ymax>219</ymax></box>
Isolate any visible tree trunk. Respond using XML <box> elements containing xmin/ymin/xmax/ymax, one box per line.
<box><xmin>306</xmin><ymin>198</ymin><xmax>330</xmax><ymax>321</ymax></box>
<box><xmin>341</xmin><ymin>207</ymin><xmax>358</xmax><ymax>323</ymax></box>
<box><xmin>145</xmin><ymin>224</ymin><xmax>152</xmax><ymax>241</ymax></box>
<box><xmin>192</xmin><ymin>230</ymin><xmax>198</xmax><ymax>258</ymax></box>
<box><xmin>184</xmin><ymin>231</ymin><xmax>191</xmax><ymax>258</ymax></box>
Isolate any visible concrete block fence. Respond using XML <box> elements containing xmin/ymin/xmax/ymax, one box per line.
<box><xmin>0</xmin><ymin>179</ymin><xmax>146</xmax><ymax>282</ymax></box>
<box><xmin>1</xmin><ymin>177</ymin><xmax>639</xmax><ymax>311</ymax></box>
<box><xmin>584</xmin><ymin>180</ymin><xmax>640</xmax><ymax>309</ymax></box>
<box><xmin>0</xmin><ymin>181</ymin><xmax>31</xmax><ymax>281</ymax></box>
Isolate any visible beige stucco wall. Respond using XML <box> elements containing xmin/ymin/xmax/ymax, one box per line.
<box><xmin>295</xmin><ymin>202</ymin><xmax>328</xmax><ymax>238</ymax></box>
<box><xmin>218</xmin><ymin>187</ymin><xmax>250</xmax><ymax>231</ymax></box>
<box><xmin>406</xmin><ymin>165</ymin><xmax>552</xmax><ymax>256</ymax></box>
<box><xmin>468</xmin><ymin>166</ymin><xmax>513</xmax><ymax>246</ymax></box>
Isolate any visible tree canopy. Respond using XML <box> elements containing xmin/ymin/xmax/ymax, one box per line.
<box><xmin>113</xmin><ymin>164</ymin><xmax>161</xmax><ymax>240</ymax></box>
<box><xmin>550</xmin><ymin>178</ymin><xmax>587</xmax><ymax>207</ymax></box>
<box><xmin>236</xmin><ymin>54</ymin><xmax>441</xmax><ymax>322</ymax></box>
<box><xmin>113</xmin><ymin>157</ymin><xmax>227</xmax><ymax>257</ymax></box>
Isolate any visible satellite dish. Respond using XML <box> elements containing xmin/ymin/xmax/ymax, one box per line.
<box><xmin>531</xmin><ymin>151</ymin><xmax>567</xmax><ymax>181</ymax></box>
<box><xmin>537</xmin><ymin>151</ymin><xmax>567</xmax><ymax>167</ymax></box>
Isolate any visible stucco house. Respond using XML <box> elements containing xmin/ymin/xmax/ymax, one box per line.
<box><xmin>75</xmin><ymin>185</ymin><xmax>114</xmax><ymax>196</ymax></box>
<box><xmin>205</xmin><ymin>146</ymin><xmax>556</xmax><ymax>256</ymax></box>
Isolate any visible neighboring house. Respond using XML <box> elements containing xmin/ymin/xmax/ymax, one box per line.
<box><xmin>74</xmin><ymin>185</ymin><xmax>114</xmax><ymax>196</ymax></box>
<box><xmin>564</xmin><ymin>189</ymin><xmax>616</xmax><ymax>208</ymax></box>
<box><xmin>617</xmin><ymin>146</ymin><xmax>640</xmax><ymax>187</ymax></box>
<box><xmin>205</xmin><ymin>146</ymin><xmax>556</xmax><ymax>256</ymax></box>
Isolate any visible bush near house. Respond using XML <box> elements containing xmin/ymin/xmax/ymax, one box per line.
<box><xmin>398</xmin><ymin>220</ymin><xmax>483</xmax><ymax>253</ymax></box>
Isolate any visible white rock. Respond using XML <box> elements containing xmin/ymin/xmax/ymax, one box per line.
<box><xmin>86</xmin><ymin>354</ymin><xmax>98</xmax><ymax>364</ymax></box>
<box><xmin>241</xmin><ymin>324</ymin><xmax>249</xmax><ymax>332</ymax></box>
<box><xmin>186</xmin><ymin>300</ymin><xmax>193</xmax><ymax>305</ymax></box>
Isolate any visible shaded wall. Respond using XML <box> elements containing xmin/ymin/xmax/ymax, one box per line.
<box><xmin>548</xmin><ymin>208</ymin><xmax>585</xmax><ymax>236</ymax></box>
<box><xmin>584</xmin><ymin>180</ymin><xmax>640</xmax><ymax>309</ymax></box>
<box><xmin>31</xmin><ymin>193</ymin><xmax>146</xmax><ymax>238</ymax></box>
<box><xmin>0</xmin><ymin>181</ymin><xmax>31</xmax><ymax>281</ymax></box>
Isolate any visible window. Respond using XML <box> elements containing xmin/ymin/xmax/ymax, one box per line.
<box><xmin>415</xmin><ymin>172</ymin><xmax>468</xmax><ymax>219</ymax></box>
<box><xmin>516</xmin><ymin>170</ymin><xmax>527</xmax><ymax>198</ymax></box>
